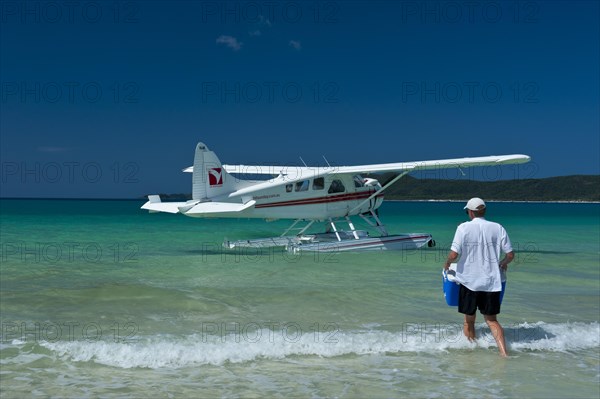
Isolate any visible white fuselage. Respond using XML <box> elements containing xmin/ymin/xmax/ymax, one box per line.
<box><xmin>184</xmin><ymin>173</ymin><xmax>383</xmax><ymax>220</ymax></box>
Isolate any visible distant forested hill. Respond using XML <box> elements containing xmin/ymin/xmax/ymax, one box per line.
<box><xmin>152</xmin><ymin>175</ymin><xmax>600</xmax><ymax>202</ymax></box>
<box><xmin>384</xmin><ymin>175</ymin><xmax>600</xmax><ymax>202</ymax></box>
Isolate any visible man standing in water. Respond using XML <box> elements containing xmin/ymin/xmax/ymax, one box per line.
<box><xmin>444</xmin><ymin>198</ymin><xmax>514</xmax><ymax>357</ymax></box>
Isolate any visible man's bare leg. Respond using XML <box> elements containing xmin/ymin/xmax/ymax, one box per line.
<box><xmin>463</xmin><ymin>314</ymin><xmax>476</xmax><ymax>342</ymax></box>
<box><xmin>484</xmin><ymin>314</ymin><xmax>508</xmax><ymax>357</ymax></box>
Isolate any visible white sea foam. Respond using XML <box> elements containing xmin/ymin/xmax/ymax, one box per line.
<box><xmin>36</xmin><ymin>322</ymin><xmax>599</xmax><ymax>369</ymax></box>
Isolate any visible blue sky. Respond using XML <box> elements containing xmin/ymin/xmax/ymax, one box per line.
<box><xmin>1</xmin><ymin>0</ymin><xmax>598</xmax><ymax>198</ymax></box>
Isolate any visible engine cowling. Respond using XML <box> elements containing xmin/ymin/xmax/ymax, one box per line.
<box><xmin>363</xmin><ymin>178</ymin><xmax>382</xmax><ymax>190</ymax></box>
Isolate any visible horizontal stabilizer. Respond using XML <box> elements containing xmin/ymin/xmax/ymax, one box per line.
<box><xmin>184</xmin><ymin>200</ymin><xmax>256</xmax><ymax>216</ymax></box>
<box><xmin>141</xmin><ymin>194</ymin><xmax>256</xmax><ymax>217</ymax></box>
<box><xmin>141</xmin><ymin>195</ymin><xmax>187</xmax><ymax>214</ymax></box>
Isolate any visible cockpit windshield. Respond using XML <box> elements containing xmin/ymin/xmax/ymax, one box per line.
<box><xmin>353</xmin><ymin>175</ymin><xmax>365</xmax><ymax>188</ymax></box>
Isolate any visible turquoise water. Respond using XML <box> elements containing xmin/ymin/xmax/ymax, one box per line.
<box><xmin>1</xmin><ymin>199</ymin><xmax>598</xmax><ymax>398</ymax></box>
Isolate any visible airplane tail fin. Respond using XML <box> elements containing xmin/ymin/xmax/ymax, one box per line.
<box><xmin>192</xmin><ymin>142</ymin><xmax>236</xmax><ymax>200</ymax></box>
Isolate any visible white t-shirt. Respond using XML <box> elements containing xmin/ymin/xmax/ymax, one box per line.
<box><xmin>450</xmin><ymin>217</ymin><xmax>513</xmax><ymax>292</ymax></box>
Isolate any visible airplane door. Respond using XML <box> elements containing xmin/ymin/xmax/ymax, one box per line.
<box><xmin>326</xmin><ymin>177</ymin><xmax>350</xmax><ymax>217</ymax></box>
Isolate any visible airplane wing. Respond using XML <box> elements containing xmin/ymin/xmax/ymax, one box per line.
<box><xmin>228</xmin><ymin>154</ymin><xmax>530</xmax><ymax>197</ymax></box>
<box><xmin>183</xmin><ymin>154</ymin><xmax>530</xmax><ymax>176</ymax></box>
<box><xmin>221</xmin><ymin>154</ymin><xmax>530</xmax><ymax>178</ymax></box>
<box><xmin>333</xmin><ymin>154</ymin><xmax>531</xmax><ymax>175</ymax></box>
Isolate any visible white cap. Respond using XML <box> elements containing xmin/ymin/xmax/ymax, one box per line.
<box><xmin>464</xmin><ymin>197</ymin><xmax>486</xmax><ymax>211</ymax></box>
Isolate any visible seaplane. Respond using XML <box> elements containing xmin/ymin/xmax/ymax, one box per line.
<box><xmin>141</xmin><ymin>142</ymin><xmax>530</xmax><ymax>252</ymax></box>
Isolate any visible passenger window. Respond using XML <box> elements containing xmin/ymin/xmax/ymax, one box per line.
<box><xmin>328</xmin><ymin>179</ymin><xmax>345</xmax><ymax>194</ymax></box>
<box><xmin>353</xmin><ymin>175</ymin><xmax>365</xmax><ymax>188</ymax></box>
<box><xmin>313</xmin><ymin>177</ymin><xmax>324</xmax><ymax>190</ymax></box>
<box><xmin>285</xmin><ymin>184</ymin><xmax>293</xmax><ymax>193</ymax></box>
<box><xmin>295</xmin><ymin>180</ymin><xmax>309</xmax><ymax>192</ymax></box>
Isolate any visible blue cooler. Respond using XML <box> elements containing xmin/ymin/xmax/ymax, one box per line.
<box><xmin>442</xmin><ymin>269</ymin><xmax>460</xmax><ymax>306</ymax></box>
<box><xmin>443</xmin><ymin>265</ymin><xmax>507</xmax><ymax>307</ymax></box>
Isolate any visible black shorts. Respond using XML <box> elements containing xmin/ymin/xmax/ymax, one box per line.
<box><xmin>458</xmin><ymin>284</ymin><xmax>501</xmax><ymax>316</ymax></box>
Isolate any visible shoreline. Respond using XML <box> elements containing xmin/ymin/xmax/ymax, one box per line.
<box><xmin>1</xmin><ymin>197</ymin><xmax>599</xmax><ymax>204</ymax></box>
<box><xmin>385</xmin><ymin>199</ymin><xmax>600</xmax><ymax>204</ymax></box>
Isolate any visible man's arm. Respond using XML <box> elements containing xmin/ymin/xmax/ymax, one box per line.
<box><xmin>499</xmin><ymin>251</ymin><xmax>514</xmax><ymax>270</ymax></box>
<box><xmin>445</xmin><ymin>226</ymin><xmax>463</xmax><ymax>270</ymax></box>
<box><xmin>444</xmin><ymin>250</ymin><xmax>459</xmax><ymax>270</ymax></box>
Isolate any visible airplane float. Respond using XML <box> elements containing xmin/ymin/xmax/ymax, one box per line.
<box><xmin>142</xmin><ymin>142</ymin><xmax>530</xmax><ymax>252</ymax></box>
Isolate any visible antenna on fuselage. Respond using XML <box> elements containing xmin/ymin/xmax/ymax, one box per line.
<box><xmin>299</xmin><ymin>156</ymin><xmax>308</xmax><ymax>167</ymax></box>
<box><xmin>322</xmin><ymin>155</ymin><xmax>332</xmax><ymax>167</ymax></box>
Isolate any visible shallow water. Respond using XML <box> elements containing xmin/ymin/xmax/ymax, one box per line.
<box><xmin>1</xmin><ymin>200</ymin><xmax>598</xmax><ymax>398</ymax></box>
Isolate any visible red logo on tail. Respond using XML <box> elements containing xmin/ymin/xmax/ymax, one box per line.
<box><xmin>208</xmin><ymin>168</ymin><xmax>223</xmax><ymax>186</ymax></box>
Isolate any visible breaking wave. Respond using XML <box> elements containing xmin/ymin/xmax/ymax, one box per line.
<box><xmin>5</xmin><ymin>322</ymin><xmax>597</xmax><ymax>369</ymax></box>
